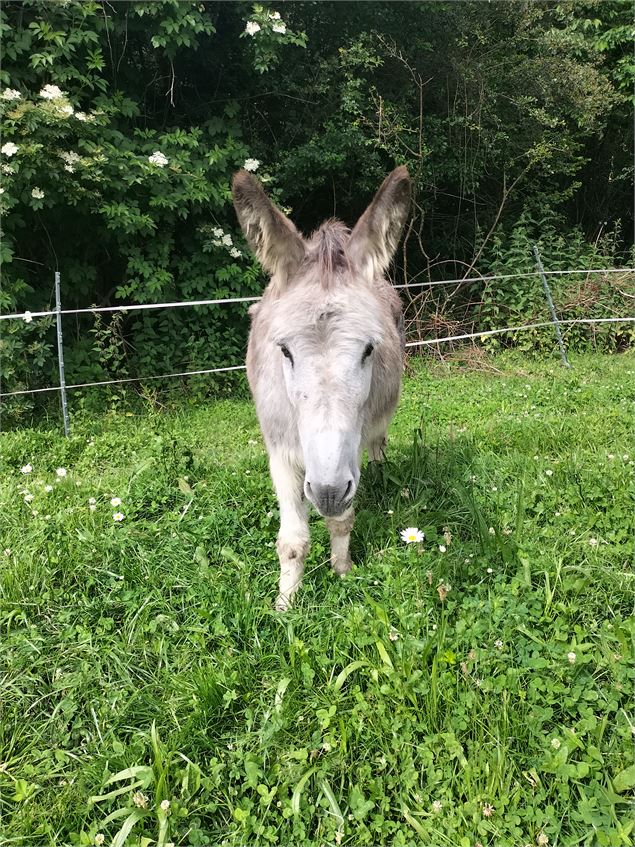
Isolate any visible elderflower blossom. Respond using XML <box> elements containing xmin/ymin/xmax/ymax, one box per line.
<box><xmin>229</xmin><ymin>247</ymin><xmax>242</xmax><ymax>259</ymax></box>
<box><xmin>272</xmin><ymin>22</ymin><xmax>286</xmax><ymax>33</ymax></box>
<box><xmin>148</xmin><ymin>150</ymin><xmax>168</xmax><ymax>167</ymax></box>
<box><xmin>57</xmin><ymin>103</ymin><xmax>74</xmax><ymax>117</ymax></box>
<box><xmin>60</xmin><ymin>151</ymin><xmax>80</xmax><ymax>166</ymax></box>
<box><xmin>31</xmin><ymin>187</ymin><xmax>45</xmax><ymax>199</ymax></box>
<box><xmin>1</xmin><ymin>89</ymin><xmax>21</xmax><ymax>101</ymax></box>
<box><xmin>270</xmin><ymin>11</ymin><xmax>281</xmax><ymax>19</ymax></box>
<box><xmin>400</xmin><ymin>527</ymin><xmax>424</xmax><ymax>544</ymax></box>
<box><xmin>245</xmin><ymin>21</ymin><xmax>261</xmax><ymax>35</ymax></box>
<box><xmin>39</xmin><ymin>84</ymin><xmax>65</xmax><ymax>100</ymax></box>
<box><xmin>243</xmin><ymin>158</ymin><xmax>260</xmax><ymax>172</ymax></box>
<box><xmin>75</xmin><ymin>111</ymin><xmax>89</xmax><ymax>121</ymax></box>
<box><xmin>221</xmin><ymin>233</ymin><xmax>233</xmax><ymax>246</ymax></box>
<box><xmin>1</xmin><ymin>142</ymin><xmax>18</xmax><ymax>157</ymax></box>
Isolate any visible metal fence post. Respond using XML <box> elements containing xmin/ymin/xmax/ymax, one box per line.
<box><xmin>532</xmin><ymin>245</ymin><xmax>571</xmax><ymax>368</ymax></box>
<box><xmin>54</xmin><ymin>271</ymin><xmax>70</xmax><ymax>435</ymax></box>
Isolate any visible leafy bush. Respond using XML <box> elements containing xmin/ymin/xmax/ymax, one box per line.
<box><xmin>1</xmin><ymin>1</ymin><xmax>632</xmax><ymax>422</ymax></box>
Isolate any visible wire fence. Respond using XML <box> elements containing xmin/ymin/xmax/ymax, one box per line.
<box><xmin>0</xmin><ymin>266</ymin><xmax>632</xmax><ymax>323</ymax></box>
<box><xmin>1</xmin><ymin>253</ymin><xmax>634</xmax><ymax>427</ymax></box>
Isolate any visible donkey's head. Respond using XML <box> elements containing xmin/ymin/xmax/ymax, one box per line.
<box><xmin>233</xmin><ymin>167</ymin><xmax>410</xmax><ymax>517</ymax></box>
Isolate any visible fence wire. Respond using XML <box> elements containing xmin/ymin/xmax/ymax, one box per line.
<box><xmin>2</xmin><ymin>316</ymin><xmax>634</xmax><ymax>399</ymax></box>
<box><xmin>0</xmin><ymin>266</ymin><xmax>633</xmax><ymax>323</ymax></box>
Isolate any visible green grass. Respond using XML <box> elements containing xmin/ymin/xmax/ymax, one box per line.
<box><xmin>1</xmin><ymin>351</ymin><xmax>634</xmax><ymax>847</ymax></box>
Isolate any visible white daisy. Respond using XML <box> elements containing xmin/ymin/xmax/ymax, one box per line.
<box><xmin>400</xmin><ymin>527</ymin><xmax>424</xmax><ymax>544</ymax></box>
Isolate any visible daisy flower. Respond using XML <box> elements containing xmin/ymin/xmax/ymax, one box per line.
<box><xmin>21</xmin><ymin>464</ymin><xmax>33</xmax><ymax>474</ymax></box>
<box><xmin>113</xmin><ymin>512</ymin><xmax>125</xmax><ymax>522</ymax></box>
<box><xmin>400</xmin><ymin>527</ymin><xmax>424</xmax><ymax>544</ymax></box>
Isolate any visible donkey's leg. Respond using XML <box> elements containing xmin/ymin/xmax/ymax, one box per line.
<box><xmin>269</xmin><ymin>451</ymin><xmax>310</xmax><ymax>611</ymax></box>
<box><xmin>368</xmin><ymin>433</ymin><xmax>387</xmax><ymax>463</ymax></box>
<box><xmin>325</xmin><ymin>506</ymin><xmax>355</xmax><ymax>576</ymax></box>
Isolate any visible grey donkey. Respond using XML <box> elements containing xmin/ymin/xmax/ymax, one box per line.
<box><xmin>232</xmin><ymin>166</ymin><xmax>411</xmax><ymax>609</ymax></box>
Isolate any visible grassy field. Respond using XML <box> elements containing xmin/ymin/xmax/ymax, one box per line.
<box><xmin>1</xmin><ymin>351</ymin><xmax>634</xmax><ymax>847</ymax></box>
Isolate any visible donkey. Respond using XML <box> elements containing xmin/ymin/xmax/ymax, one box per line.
<box><xmin>232</xmin><ymin>166</ymin><xmax>411</xmax><ymax>609</ymax></box>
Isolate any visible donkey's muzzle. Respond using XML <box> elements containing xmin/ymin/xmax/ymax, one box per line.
<box><xmin>304</xmin><ymin>478</ymin><xmax>355</xmax><ymax>517</ymax></box>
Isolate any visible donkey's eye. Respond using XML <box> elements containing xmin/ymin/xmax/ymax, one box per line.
<box><xmin>362</xmin><ymin>343</ymin><xmax>374</xmax><ymax>362</ymax></box>
<box><xmin>280</xmin><ymin>344</ymin><xmax>294</xmax><ymax>365</ymax></box>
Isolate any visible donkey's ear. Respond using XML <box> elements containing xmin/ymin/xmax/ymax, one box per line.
<box><xmin>348</xmin><ymin>166</ymin><xmax>411</xmax><ymax>282</ymax></box>
<box><xmin>232</xmin><ymin>170</ymin><xmax>305</xmax><ymax>287</ymax></box>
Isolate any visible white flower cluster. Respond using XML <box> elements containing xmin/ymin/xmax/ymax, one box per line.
<box><xmin>60</xmin><ymin>150</ymin><xmax>80</xmax><ymax>172</ymax></box>
<box><xmin>39</xmin><ymin>84</ymin><xmax>65</xmax><ymax>100</ymax></box>
<box><xmin>243</xmin><ymin>158</ymin><xmax>260</xmax><ymax>172</ymax></box>
<box><xmin>210</xmin><ymin>226</ymin><xmax>241</xmax><ymax>259</ymax></box>
<box><xmin>1</xmin><ymin>89</ymin><xmax>21</xmax><ymax>101</ymax></box>
<box><xmin>31</xmin><ymin>187</ymin><xmax>45</xmax><ymax>199</ymax></box>
<box><xmin>148</xmin><ymin>150</ymin><xmax>169</xmax><ymax>167</ymax></box>
<box><xmin>245</xmin><ymin>11</ymin><xmax>286</xmax><ymax>36</ymax></box>
<box><xmin>1</xmin><ymin>142</ymin><xmax>18</xmax><ymax>157</ymax></box>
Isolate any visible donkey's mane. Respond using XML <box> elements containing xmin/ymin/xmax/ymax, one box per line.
<box><xmin>305</xmin><ymin>219</ymin><xmax>351</xmax><ymax>283</ymax></box>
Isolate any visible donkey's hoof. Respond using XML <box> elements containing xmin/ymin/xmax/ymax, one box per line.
<box><xmin>275</xmin><ymin>593</ymin><xmax>292</xmax><ymax>612</ymax></box>
<box><xmin>332</xmin><ymin>557</ymin><xmax>352</xmax><ymax>577</ymax></box>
